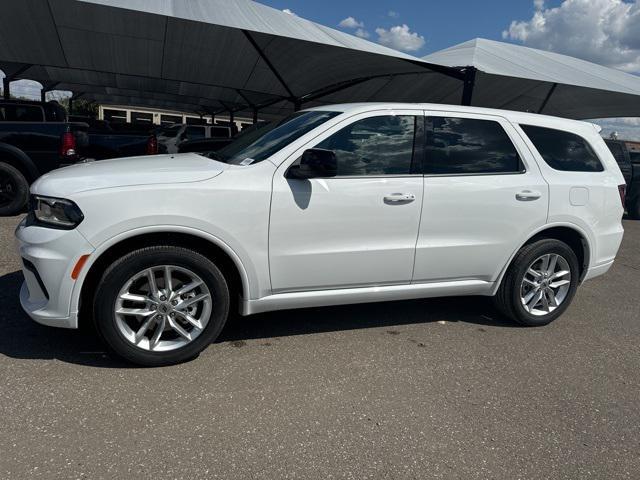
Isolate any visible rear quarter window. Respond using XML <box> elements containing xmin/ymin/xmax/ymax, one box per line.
<box><xmin>521</xmin><ymin>125</ymin><xmax>604</xmax><ymax>172</ymax></box>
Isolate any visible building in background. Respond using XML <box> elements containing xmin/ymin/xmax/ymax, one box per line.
<box><xmin>98</xmin><ymin>104</ymin><xmax>253</xmax><ymax>131</ymax></box>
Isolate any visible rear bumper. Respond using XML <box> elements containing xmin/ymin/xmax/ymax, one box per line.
<box><xmin>583</xmin><ymin>260</ymin><xmax>615</xmax><ymax>282</ymax></box>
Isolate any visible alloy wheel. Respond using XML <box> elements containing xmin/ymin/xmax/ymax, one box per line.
<box><xmin>114</xmin><ymin>265</ymin><xmax>212</xmax><ymax>352</ymax></box>
<box><xmin>520</xmin><ymin>253</ymin><xmax>572</xmax><ymax>316</ymax></box>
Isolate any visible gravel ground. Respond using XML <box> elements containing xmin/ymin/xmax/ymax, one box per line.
<box><xmin>0</xmin><ymin>215</ymin><xmax>638</xmax><ymax>479</ymax></box>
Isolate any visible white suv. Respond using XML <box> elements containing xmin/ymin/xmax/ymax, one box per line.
<box><xmin>15</xmin><ymin>103</ymin><xmax>626</xmax><ymax>366</ymax></box>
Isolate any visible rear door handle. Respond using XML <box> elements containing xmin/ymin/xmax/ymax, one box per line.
<box><xmin>516</xmin><ymin>190</ymin><xmax>542</xmax><ymax>201</ymax></box>
<box><xmin>384</xmin><ymin>193</ymin><xmax>416</xmax><ymax>204</ymax></box>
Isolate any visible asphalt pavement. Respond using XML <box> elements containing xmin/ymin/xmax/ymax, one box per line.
<box><xmin>0</xmin><ymin>215</ymin><xmax>638</xmax><ymax>479</ymax></box>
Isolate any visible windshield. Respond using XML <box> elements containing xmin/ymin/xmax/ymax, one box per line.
<box><xmin>226</xmin><ymin>111</ymin><xmax>340</xmax><ymax>165</ymax></box>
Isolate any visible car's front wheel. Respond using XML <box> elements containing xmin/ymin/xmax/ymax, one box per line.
<box><xmin>493</xmin><ymin>239</ymin><xmax>580</xmax><ymax>326</ymax></box>
<box><xmin>94</xmin><ymin>246</ymin><xmax>230</xmax><ymax>366</ymax></box>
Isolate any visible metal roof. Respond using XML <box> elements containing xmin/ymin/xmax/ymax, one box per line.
<box><xmin>0</xmin><ymin>0</ymin><xmax>453</xmax><ymax>116</ymax></box>
<box><xmin>423</xmin><ymin>38</ymin><xmax>640</xmax><ymax>118</ymax></box>
<box><xmin>1</xmin><ymin>3</ymin><xmax>640</xmax><ymax>119</ymax></box>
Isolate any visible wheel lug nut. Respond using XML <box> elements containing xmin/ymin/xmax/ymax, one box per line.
<box><xmin>170</xmin><ymin>312</ymin><xmax>175</xmax><ymax>318</ymax></box>
<box><xmin>150</xmin><ymin>305</ymin><xmax>157</xmax><ymax>311</ymax></box>
<box><xmin>171</xmin><ymin>300</ymin><xmax>178</xmax><ymax>306</ymax></box>
<box><xmin>160</xmin><ymin>295</ymin><xmax>166</xmax><ymax>301</ymax></box>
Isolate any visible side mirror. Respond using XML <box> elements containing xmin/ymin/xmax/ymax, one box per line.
<box><xmin>286</xmin><ymin>148</ymin><xmax>338</xmax><ymax>179</ymax></box>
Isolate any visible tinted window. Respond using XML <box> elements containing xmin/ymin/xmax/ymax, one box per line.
<box><xmin>0</xmin><ymin>104</ymin><xmax>44</xmax><ymax>122</ymax></box>
<box><xmin>185</xmin><ymin>126</ymin><xmax>206</xmax><ymax>140</ymax></box>
<box><xmin>425</xmin><ymin>117</ymin><xmax>522</xmax><ymax>175</ymax></box>
<box><xmin>211</xmin><ymin>126</ymin><xmax>231</xmax><ymax>138</ymax></box>
<box><xmin>227</xmin><ymin>111</ymin><xmax>340</xmax><ymax>165</ymax></box>
<box><xmin>315</xmin><ymin>115</ymin><xmax>417</xmax><ymax>176</ymax></box>
<box><xmin>630</xmin><ymin>151</ymin><xmax>640</xmax><ymax>164</ymax></box>
<box><xmin>521</xmin><ymin>125</ymin><xmax>603</xmax><ymax>172</ymax></box>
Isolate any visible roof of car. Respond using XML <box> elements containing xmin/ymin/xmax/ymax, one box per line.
<box><xmin>306</xmin><ymin>103</ymin><xmax>599</xmax><ymax>133</ymax></box>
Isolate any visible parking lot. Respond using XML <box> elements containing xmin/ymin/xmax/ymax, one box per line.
<box><xmin>0</xmin><ymin>214</ymin><xmax>638</xmax><ymax>479</ymax></box>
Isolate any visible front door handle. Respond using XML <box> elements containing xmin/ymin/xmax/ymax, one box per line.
<box><xmin>384</xmin><ymin>193</ymin><xmax>416</xmax><ymax>204</ymax></box>
<box><xmin>516</xmin><ymin>190</ymin><xmax>542</xmax><ymax>201</ymax></box>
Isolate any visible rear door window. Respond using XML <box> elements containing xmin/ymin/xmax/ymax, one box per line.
<box><xmin>425</xmin><ymin>116</ymin><xmax>522</xmax><ymax>175</ymax></box>
<box><xmin>521</xmin><ymin>125</ymin><xmax>604</xmax><ymax>172</ymax></box>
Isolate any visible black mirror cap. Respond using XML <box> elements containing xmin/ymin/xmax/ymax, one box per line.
<box><xmin>287</xmin><ymin>148</ymin><xmax>338</xmax><ymax>179</ymax></box>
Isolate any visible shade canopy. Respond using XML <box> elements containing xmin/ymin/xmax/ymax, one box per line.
<box><xmin>422</xmin><ymin>38</ymin><xmax>640</xmax><ymax>119</ymax></box>
<box><xmin>0</xmin><ymin>0</ymin><xmax>462</xmax><ymax>118</ymax></box>
<box><xmin>1</xmin><ymin>3</ymin><xmax>640</xmax><ymax>120</ymax></box>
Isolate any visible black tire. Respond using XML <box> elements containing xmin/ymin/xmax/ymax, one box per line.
<box><xmin>628</xmin><ymin>196</ymin><xmax>640</xmax><ymax>220</ymax></box>
<box><xmin>94</xmin><ymin>246</ymin><xmax>230</xmax><ymax>367</ymax></box>
<box><xmin>493</xmin><ymin>239</ymin><xmax>580</xmax><ymax>326</ymax></box>
<box><xmin>0</xmin><ymin>162</ymin><xmax>29</xmax><ymax>216</ymax></box>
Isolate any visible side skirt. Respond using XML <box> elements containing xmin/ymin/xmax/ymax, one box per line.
<box><xmin>240</xmin><ymin>280</ymin><xmax>494</xmax><ymax>316</ymax></box>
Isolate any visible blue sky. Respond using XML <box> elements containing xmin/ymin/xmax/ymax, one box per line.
<box><xmin>259</xmin><ymin>0</ymin><xmax>640</xmax><ymax>139</ymax></box>
<box><xmin>259</xmin><ymin>0</ymin><xmax>562</xmax><ymax>56</ymax></box>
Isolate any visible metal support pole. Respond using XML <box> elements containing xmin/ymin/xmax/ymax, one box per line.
<box><xmin>461</xmin><ymin>68</ymin><xmax>476</xmax><ymax>106</ymax></box>
<box><xmin>68</xmin><ymin>96</ymin><xmax>74</xmax><ymax>115</ymax></box>
<box><xmin>40</xmin><ymin>89</ymin><xmax>46</xmax><ymax>103</ymax></box>
<box><xmin>229</xmin><ymin>110</ymin><xmax>235</xmax><ymax>125</ymax></box>
<box><xmin>3</xmin><ymin>77</ymin><xmax>9</xmax><ymax>100</ymax></box>
<box><xmin>253</xmin><ymin>108</ymin><xmax>258</xmax><ymax>124</ymax></box>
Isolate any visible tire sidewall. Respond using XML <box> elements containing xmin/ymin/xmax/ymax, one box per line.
<box><xmin>509</xmin><ymin>240</ymin><xmax>580</xmax><ymax>326</ymax></box>
<box><xmin>0</xmin><ymin>162</ymin><xmax>29</xmax><ymax>216</ymax></box>
<box><xmin>95</xmin><ymin>247</ymin><xmax>230</xmax><ymax>366</ymax></box>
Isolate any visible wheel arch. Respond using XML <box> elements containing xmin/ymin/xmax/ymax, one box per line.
<box><xmin>0</xmin><ymin>143</ymin><xmax>39</xmax><ymax>182</ymax></box>
<box><xmin>75</xmin><ymin>228</ymin><xmax>251</xmax><ymax>326</ymax></box>
<box><xmin>492</xmin><ymin>223</ymin><xmax>591</xmax><ymax>295</ymax></box>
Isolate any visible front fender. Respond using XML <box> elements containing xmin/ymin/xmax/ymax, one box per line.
<box><xmin>69</xmin><ymin>224</ymin><xmax>257</xmax><ymax>319</ymax></box>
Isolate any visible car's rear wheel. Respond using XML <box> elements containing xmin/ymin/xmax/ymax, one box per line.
<box><xmin>0</xmin><ymin>162</ymin><xmax>29</xmax><ymax>216</ymax></box>
<box><xmin>94</xmin><ymin>246</ymin><xmax>230</xmax><ymax>366</ymax></box>
<box><xmin>493</xmin><ymin>239</ymin><xmax>580</xmax><ymax>326</ymax></box>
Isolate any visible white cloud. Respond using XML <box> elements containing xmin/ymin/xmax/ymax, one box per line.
<box><xmin>503</xmin><ymin>0</ymin><xmax>640</xmax><ymax>73</ymax></box>
<box><xmin>388</xmin><ymin>10</ymin><xmax>400</xmax><ymax>18</ymax></box>
<box><xmin>339</xmin><ymin>16</ymin><xmax>364</xmax><ymax>29</ymax></box>
<box><xmin>355</xmin><ymin>28</ymin><xmax>370</xmax><ymax>39</ymax></box>
<box><xmin>375</xmin><ymin>24</ymin><xmax>426</xmax><ymax>52</ymax></box>
<box><xmin>282</xmin><ymin>8</ymin><xmax>295</xmax><ymax>16</ymax></box>
<box><xmin>592</xmin><ymin>117</ymin><xmax>640</xmax><ymax>141</ymax></box>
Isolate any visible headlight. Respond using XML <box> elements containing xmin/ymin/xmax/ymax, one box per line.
<box><xmin>29</xmin><ymin>195</ymin><xmax>84</xmax><ymax>229</ymax></box>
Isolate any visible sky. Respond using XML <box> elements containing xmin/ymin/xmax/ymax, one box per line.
<box><xmin>261</xmin><ymin>0</ymin><xmax>640</xmax><ymax>140</ymax></box>
<box><xmin>2</xmin><ymin>0</ymin><xmax>640</xmax><ymax>139</ymax></box>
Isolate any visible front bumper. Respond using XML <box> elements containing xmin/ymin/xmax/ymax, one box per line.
<box><xmin>15</xmin><ymin>219</ymin><xmax>94</xmax><ymax>329</ymax></box>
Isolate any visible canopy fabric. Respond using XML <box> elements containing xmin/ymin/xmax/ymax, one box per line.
<box><xmin>423</xmin><ymin>38</ymin><xmax>640</xmax><ymax>119</ymax></box>
<box><xmin>2</xmin><ymin>2</ymin><xmax>640</xmax><ymax>120</ymax></box>
<box><xmin>0</xmin><ymin>0</ymin><xmax>453</xmax><ymax>117</ymax></box>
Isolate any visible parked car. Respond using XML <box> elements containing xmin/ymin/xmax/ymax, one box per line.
<box><xmin>177</xmin><ymin>121</ymin><xmax>273</xmax><ymax>156</ymax></box>
<box><xmin>16</xmin><ymin>103</ymin><xmax>625</xmax><ymax>366</ymax></box>
<box><xmin>69</xmin><ymin>116</ymin><xmax>158</xmax><ymax>160</ymax></box>
<box><xmin>604</xmin><ymin>139</ymin><xmax>640</xmax><ymax>219</ymax></box>
<box><xmin>0</xmin><ymin>100</ymin><xmax>89</xmax><ymax>215</ymax></box>
<box><xmin>157</xmin><ymin>123</ymin><xmax>233</xmax><ymax>154</ymax></box>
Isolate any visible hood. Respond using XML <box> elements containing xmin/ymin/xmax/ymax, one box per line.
<box><xmin>32</xmin><ymin>153</ymin><xmax>229</xmax><ymax>196</ymax></box>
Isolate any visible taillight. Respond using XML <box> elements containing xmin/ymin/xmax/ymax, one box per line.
<box><xmin>146</xmin><ymin>135</ymin><xmax>158</xmax><ymax>155</ymax></box>
<box><xmin>60</xmin><ymin>131</ymin><xmax>76</xmax><ymax>158</ymax></box>
<box><xmin>618</xmin><ymin>184</ymin><xmax>627</xmax><ymax>209</ymax></box>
